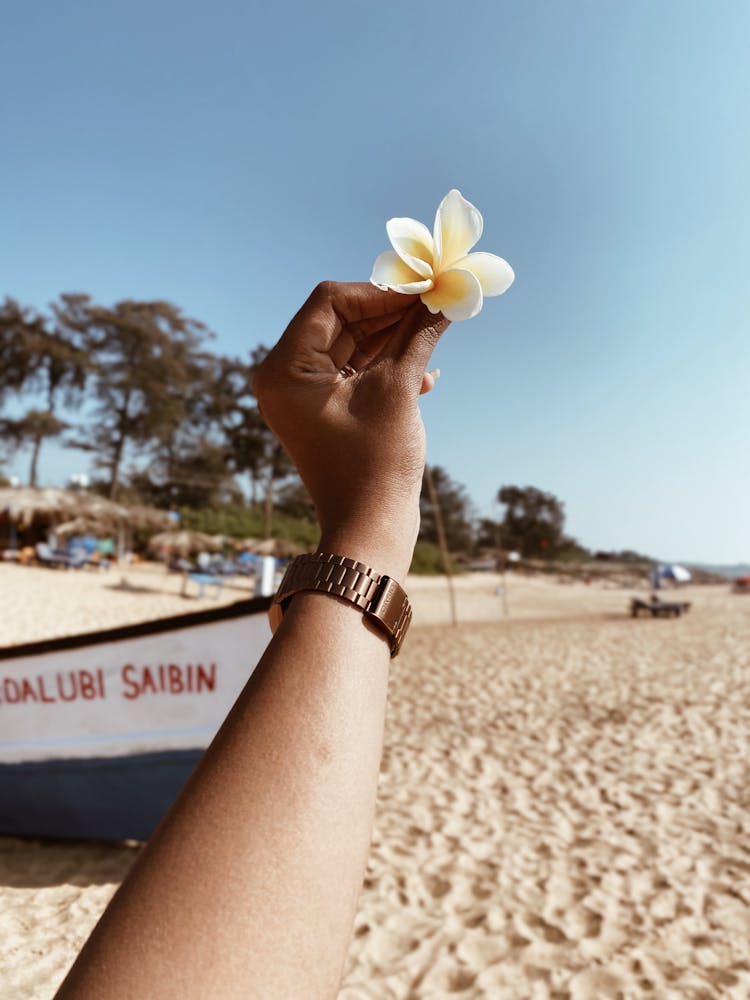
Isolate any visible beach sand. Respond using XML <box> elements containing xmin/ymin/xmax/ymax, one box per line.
<box><xmin>1</xmin><ymin>563</ymin><xmax>749</xmax><ymax>998</ymax></box>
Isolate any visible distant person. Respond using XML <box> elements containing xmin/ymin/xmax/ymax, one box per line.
<box><xmin>55</xmin><ymin>282</ymin><xmax>448</xmax><ymax>999</ymax></box>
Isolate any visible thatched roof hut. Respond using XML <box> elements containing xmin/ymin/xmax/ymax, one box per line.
<box><xmin>147</xmin><ymin>530</ymin><xmax>224</xmax><ymax>556</ymax></box>
<box><xmin>0</xmin><ymin>488</ymin><xmax>172</xmax><ymax>545</ymax></box>
<box><xmin>251</xmin><ymin>537</ymin><xmax>307</xmax><ymax>558</ymax></box>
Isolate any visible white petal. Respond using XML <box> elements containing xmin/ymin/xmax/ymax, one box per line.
<box><xmin>433</xmin><ymin>189</ymin><xmax>483</xmax><ymax>271</ymax></box>
<box><xmin>420</xmin><ymin>267</ymin><xmax>483</xmax><ymax>322</ymax></box>
<box><xmin>370</xmin><ymin>250</ymin><xmax>434</xmax><ymax>294</ymax></box>
<box><xmin>451</xmin><ymin>252</ymin><xmax>514</xmax><ymax>297</ymax></box>
<box><xmin>386</xmin><ymin>217</ymin><xmax>434</xmax><ymax>279</ymax></box>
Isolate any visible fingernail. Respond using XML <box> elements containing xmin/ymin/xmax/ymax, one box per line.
<box><xmin>428</xmin><ymin>368</ymin><xmax>441</xmax><ymax>380</ymax></box>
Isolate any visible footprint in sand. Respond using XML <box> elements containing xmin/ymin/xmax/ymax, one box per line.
<box><xmin>569</xmin><ymin>966</ymin><xmax>628</xmax><ymax>999</ymax></box>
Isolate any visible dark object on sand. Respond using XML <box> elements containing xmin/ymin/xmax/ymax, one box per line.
<box><xmin>630</xmin><ymin>596</ymin><xmax>691</xmax><ymax>618</ymax></box>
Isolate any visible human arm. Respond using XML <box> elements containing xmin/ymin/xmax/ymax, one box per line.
<box><xmin>55</xmin><ymin>282</ymin><xmax>448</xmax><ymax>1000</ymax></box>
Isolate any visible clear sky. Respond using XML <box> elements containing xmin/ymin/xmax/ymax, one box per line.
<box><xmin>2</xmin><ymin>0</ymin><xmax>748</xmax><ymax>563</ymax></box>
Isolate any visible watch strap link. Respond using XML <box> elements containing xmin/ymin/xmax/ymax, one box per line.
<box><xmin>272</xmin><ymin>552</ymin><xmax>412</xmax><ymax>657</ymax></box>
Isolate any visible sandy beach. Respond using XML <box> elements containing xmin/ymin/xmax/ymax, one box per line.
<box><xmin>1</xmin><ymin>563</ymin><xmax>749</xmax><ymax>998</ymax></box>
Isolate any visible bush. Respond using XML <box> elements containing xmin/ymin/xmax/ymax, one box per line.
<box><xmin>177</xmin><ymin>505</ymin><xmax>320</xmax><ymax>548</ymax></box>
<box><xmin>409</xmin><ymin>541</ymin><xmax>460</xmax><ymax>575</ymax></box>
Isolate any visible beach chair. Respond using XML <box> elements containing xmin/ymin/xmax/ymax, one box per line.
<box><xmin>65</xmin><ymin>545</ymin><xmax>110</xmax><ymax>571</ymax></box>
<box><xmin>630</xmin><ymin>596</ymin><xmax>691</xmax><ymax>618</ymax></box>
<box><xmin>35</xmin><ymin>542</ymin><xmax>78</xmax><ymax>569</ymax></box>
<box><xmin>181</xmin><ymin>572</ymin><xmax>224</xmax><ymax>600</ymax></box>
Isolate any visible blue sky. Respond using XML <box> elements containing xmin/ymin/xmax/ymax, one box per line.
<box><xmin>2</xmin><ymin>0</ymin><xmax>748</xmax><ymax>563</ymax></box>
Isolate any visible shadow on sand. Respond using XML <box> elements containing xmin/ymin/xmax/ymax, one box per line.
<box><xmin>0</xmin><ymin>835</ymin><xmax>140</xmax><ymax>889</ymax></box>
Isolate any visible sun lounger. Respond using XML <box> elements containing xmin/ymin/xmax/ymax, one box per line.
<box><xmin>630</xmin><ymin>597</ymin><xmax>691</xmax><ymax>618</ymax></box>
<box><xmin>181</xmin><ymin>572</ymin><xmax>224</xmax><ymax>600</ymax></box>
<box><xmin>35</xmin><ymin>542</ymin><xmax>79</xmax><ymax>569</ymax></box>
<box><xmin>65</xmin><ymin>546</ymin><xmax>110</xmax><ymax>570</ymax></box>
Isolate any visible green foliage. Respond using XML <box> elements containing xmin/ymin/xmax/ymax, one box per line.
<box><xmin>0</xmin><ymin>295</ymin><xmax>89</xmax><ymax>485</ymax></box>
<box><xmin>200</xmin><ymin>345</ymin><xmax>298</xmax><ymax>533</ymax></box>
<box><xmin>593</xmin><ymin>548</ymin><xmax>653</xmax><ymax>564</ymax></box>
<box><xmin>61</xmin><ymin>297</ymin><xmax>213</xmax><ymax>498</ymax></box>
<box><xmin>419</xmin><ymin>465</ymin><xmax>475</xmax><ymax>553</ymax></box>
<box><xmin>0</xmin><ymin>298</ymin><xmax>42</xmax><ymax>400</ymax></box>
<box><xmin>129</xmin><ymin>441</ymin><xmax>241</xmax><ymax>509</ymax></box>
<box><xmin>475</xmin><ymin>517</ymin><xmax>502</xmax><ymax>550</ymax></box>
<box><xmin>497</xmin><ymin>484</ymin><xmax>566</xmax><ymax>559</ymax></box>
<box><xmin>274</xmin><ymin>479</ymin><xmax>316</xmax><ymax>520</ymax></box>
<box><xmin>409</xmin><ymin>541</ymin><xmax>460</xmax><ymax>575</ymax></box>
<box><xmin>554</xmin><ymin>537</ymin><xmax>591</xmax><ymax>562</ymax></box>
<box><xmin>178</xmin><ymin>505</ymin><xmax>320</xmax><ymax>548</ymax></box>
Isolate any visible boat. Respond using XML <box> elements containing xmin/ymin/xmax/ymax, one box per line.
<box><xmin>0</xmin><ymin>596</ymin><xmax>273</xmax><ymax>841</ymax></box>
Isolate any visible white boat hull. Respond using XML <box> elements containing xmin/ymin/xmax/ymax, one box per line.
<box><xmin>0</xmin><ymin>598</ymin><xmax>272</xmax><ymax>840</ymax></box>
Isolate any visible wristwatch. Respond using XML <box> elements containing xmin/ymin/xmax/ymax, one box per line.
<box><xmin>268</xmin><ymin>552</ymin><xmax>412</xmax><ymax>657</ymax></box>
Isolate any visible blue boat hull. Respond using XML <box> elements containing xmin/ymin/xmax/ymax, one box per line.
<box><xmin>0</xmin><ymin>748</ymin><xmax>204</xmax><ymax>841</ymax></box>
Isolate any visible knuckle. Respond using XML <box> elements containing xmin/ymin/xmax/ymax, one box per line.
<box><xmin>414</xmin><ymin>324</ymin><xmax>440</xmax><ymax>354</ymax></box>
<box><xmin>311</xmin><ymin>280</ymin><xmax>334</xmax><ymax>304</ymax></box>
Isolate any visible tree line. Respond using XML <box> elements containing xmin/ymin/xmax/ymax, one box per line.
<box><xmin>1</xmin><ymin>292</ymin><xmax>604</xmax><ymax>559</ymax></box>
<box><xmin>0</xmin><ymin>294</ymin><xmax>294</xmax><ymax>533</ymax></box>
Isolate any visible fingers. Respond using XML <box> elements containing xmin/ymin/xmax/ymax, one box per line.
<box><xmin>377</xmin><ymin>301</ymin><xmax>451</xmax><ymax>377</ymax></box>
<box><xmin>270</xmin><ymin>281</ymin><xmax>446</xmax><ymax>389</ymax></box>
<box><xmin>278</xmin><ymin>282</ymin><xmax>416</xmax><ymax>358</ymax></box>
<box><xmin>419</xmin><ymin>368</ymin><xmax>440</xmax><ymax>395</ymax></box>
<box><xmin>344</xmin><ymin>319</ymin><xmax>404</xmax><ymax>372</ymax></box>
<box><xmin>329</xmin><ymin>310</ymin><xmax>408</xmax><ymax>370</ymax></box>
<box><xmin>329</xmin><ymin>282</ymin><xmax>417</xmax><ymax>322</ymax></box>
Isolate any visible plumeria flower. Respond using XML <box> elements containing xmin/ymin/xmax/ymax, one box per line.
<box><xmin>370</xmin><ymin>189</ymin><xmax>514</xmax><ymax>322</ymax></box>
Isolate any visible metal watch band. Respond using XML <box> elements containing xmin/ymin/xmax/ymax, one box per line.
<box><xmin>268</xmin><ymin>552</ymin><xmax>412</xmax><ymax>657</ymax></box>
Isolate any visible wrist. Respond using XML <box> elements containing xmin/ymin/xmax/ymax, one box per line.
<box><xmin>318</xmin><ymin>521</ymin><xmax>417</xmax><ymax>583</ymax></box>
<box><xmin>315</xmin><ymin>483</ymin><xmax>421</xmax><ymax>582</ymax></box>
<box><xmin>271</xmin><ymin>551</ymin><xmax>414</xmax><ymax>657</ymax></box>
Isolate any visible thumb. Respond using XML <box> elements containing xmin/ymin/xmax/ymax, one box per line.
<box><xmin>378</xmin><ymin>301</ymin><xmax>450</xmax><ymax>378</ymax></box>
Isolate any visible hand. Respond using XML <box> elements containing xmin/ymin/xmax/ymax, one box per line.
<box><xmin>252</xmin><ymin>281</ymin><xmax>450</xmax><ymax>578</ymax></box>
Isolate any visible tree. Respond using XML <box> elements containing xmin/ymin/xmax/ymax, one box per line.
<box><xmin>419</xmin><ymin>465</ymin><xmax>475</xmax><ymax>553</ymax></box>
<box><xmin>0</xmin><ymin>295</ymin><xmax>89</xmax><ymax>485</ymax></box>
<box><xmin>208</xmin><ymin>347</ymin><xmax>299</xmax><ymax>536</ymax></box>
<box><xmin>128</xmin><ymin>439</ymin><xmax>241</xmax><ymax>509</ymax></box>
<box><xmin>496</xmin><ymin>485</ymin><xmax>565</xmax><ymax>558</ymax></box>
<box><xmin>0</xmin><ymin>298</ymin><xmax>40</xmax><ymax>401</ymax></box>
<box><xmin>475</xmin><ymin>517</ymin><xmax>504</xmax><ymax>551</ymax></box>
<box><xmin>0</xmin><ymin>411</ymin><xmax>69</xmax><ymax>485</ymax></box>
<box><xmin>274</xmin><ymin>479</ymin><xmax>316</xmax><ymax>521</ymax></box>
<box><xmin>69</xmin><ymin>298</ymin><xmax>211</xmax><ymax>499</ymax></box>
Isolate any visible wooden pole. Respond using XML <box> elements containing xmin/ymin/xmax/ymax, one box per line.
<box><xmin>424</xmin><ymin>464</ymin><xmax>458</xmax><ymax>626</ymax></box>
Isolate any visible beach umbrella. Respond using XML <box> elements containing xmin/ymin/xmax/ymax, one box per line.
<box><xmin>233</xmin><ymin>537</ymin><xmax>262</xmax><ymax>552</ymax></box>
<box><xmin>658</xmin><ymin>564</ymin><xmax>692</xmax><ymax>583</ymax></box>
<box><xmin>147</xmin><ymin>530</ymin><xmax>223</xmax><ymax>555</ymax></box>
<box><xmin>56</xmin><ymin>515</ymin><xmax>118</xmax><ymax>537</ymax></box>
<box><xmin>121</xmin><ymin>505</ymin><xmax>174</xmax><ymax>531</ymax></box>
<box><xmin>251</xmin><ymin>537</ymin><xmax>307</xmax><ymax>558</ymax></box>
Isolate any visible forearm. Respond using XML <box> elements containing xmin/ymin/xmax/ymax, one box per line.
<box><xmin>56</xmin><ymin>568</ymin><xmax>399</xmax><ymax>999</ymax></box>
<box><xmin>55</xmin><ymin>279</ymin><xmax>445</xmax><ymax>1000</ymax></box>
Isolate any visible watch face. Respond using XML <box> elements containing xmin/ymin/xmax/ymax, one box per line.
<box><xmin>268</xmin><ymin>601</ymin><xmax>284</xmax><ymax>634</ymax></box>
